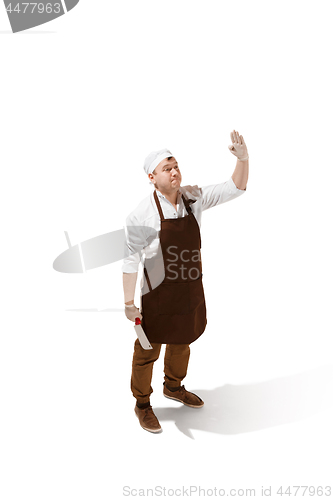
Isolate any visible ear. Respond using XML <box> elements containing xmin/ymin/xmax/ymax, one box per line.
<box><xmin>148</xmin><ymin>173</ymin><xmax>155</xmax><ymax>184</ymax></box>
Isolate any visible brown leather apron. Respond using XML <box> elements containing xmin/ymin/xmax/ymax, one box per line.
<box><xmin>141</xmin><ymin>189</ymin><xmax>207</xmax><ymax>344</ymax></box>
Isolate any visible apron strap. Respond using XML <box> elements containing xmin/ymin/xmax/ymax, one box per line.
<box><xmin>153</xmin><ymin>190</ymin><xmax>165</xmax><ymax>220</ymax></box>
<box><xmin>181</xmin><ymin>194</ymin><xmax>193</xmax><ymax>214</ymax></box>
<box><xmin>143</xmin><ymin>266</ymin><xmax>153</xmax><ymax>292</ymax></box>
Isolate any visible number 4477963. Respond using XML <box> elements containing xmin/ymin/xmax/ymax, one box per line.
<box><xmin>6</xmin><ymin>3</ymin><xmax>61</xmax><ymax>14</ymax></box>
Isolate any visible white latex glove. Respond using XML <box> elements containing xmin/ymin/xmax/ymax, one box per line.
<box><xmin>125</xmin><ymin>303</ymin><xmax>142</xmax><ymax>322</ymax></box>
<box><xmin>228</xmin><ymin>130</ymin><xmax>249</xmax><ymax>161</ymax></box>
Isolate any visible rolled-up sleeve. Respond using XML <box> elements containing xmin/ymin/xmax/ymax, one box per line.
<box><xmin>122</xmin><ymin>213</ymin><xmax>148</xmax><ymax>273</ymax></box>
<box><xmin>201</xmin><ymin>177</ymin><xmax>246</xmax><ymax>211</ymax></box>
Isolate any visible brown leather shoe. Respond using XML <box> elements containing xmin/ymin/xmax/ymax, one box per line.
<box><xmin>163</xmin><ymin>383</ymin><xmax>204</xmax><ymax>408</ymax></box>
<box><xmin>134</xmin><ymin>405</ymin><xmax>162</xmax><ymax>433</ymax></box>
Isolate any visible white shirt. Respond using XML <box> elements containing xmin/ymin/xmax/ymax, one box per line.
<box><xmin>122</xmin><ymin>177</ymin><xmax>245</xmax><ymax>273</ymax></box>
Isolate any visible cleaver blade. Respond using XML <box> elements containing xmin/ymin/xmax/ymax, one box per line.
<box><xmin>134</xmin><ymin>318</ymin><xmax>152</xmax><ymax>350</ymax></box>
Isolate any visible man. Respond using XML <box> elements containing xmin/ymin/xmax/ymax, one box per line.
<box><xmin>122</xmin><ymin>130</ymin><xmax>249</xmax><ymax>433</ymax></box>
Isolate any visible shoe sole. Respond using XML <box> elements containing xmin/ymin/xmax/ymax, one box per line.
<box><xmin>164</xmin><ymin>393</ymin><xmax>204</xmax><ymax>408</ymax></box>
<box><xmin>135</xmin><ymin>412</ymin><xmax>162</xmax><ymax>433</ymax></box>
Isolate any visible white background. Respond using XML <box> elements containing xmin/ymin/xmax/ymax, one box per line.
<box><xmin>1</xmin><ymin>1</ymin><xmax>333</xmax><ymax>499</ymax></box>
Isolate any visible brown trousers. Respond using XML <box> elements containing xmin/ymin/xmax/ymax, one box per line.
<box><xmin>131</xmin><ymin>339</ymin><xmax>190</xmax><ymax>404</ymax></box>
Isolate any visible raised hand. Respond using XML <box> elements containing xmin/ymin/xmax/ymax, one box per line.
<box><xmin>228</xmin><ymin>130</ymin><xmax>249</xmax><ymax>161</ymax></box>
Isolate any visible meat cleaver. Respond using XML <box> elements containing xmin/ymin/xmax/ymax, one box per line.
<box><xmin>134</xmin><ymin>318</ymin><xmax>152</xmax><ymax>350</ymax></box>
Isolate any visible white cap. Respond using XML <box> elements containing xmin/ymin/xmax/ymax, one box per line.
<box><xmin>143</xmin><ymin>148</ymin><xmax>174</xmax><ymax>176</ymax></box>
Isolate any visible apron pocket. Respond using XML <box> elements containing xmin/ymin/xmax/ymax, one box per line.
<box><xmin>188</xmin><ymin>275</ymin><xmax>205</xmax><ymax>311</ymax></box>
<box><xmin>158</xmin><ymin>282</ymin><xmax>190</xmax><ymax>315</ymax></box>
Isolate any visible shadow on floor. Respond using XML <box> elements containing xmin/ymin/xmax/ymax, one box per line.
<box><xmin>66</xmin><ymin>308</ymin><xmax>123</xmax><ymax>312</ymax></box>
<box><xmin>154</xmin><ymin>364</ymin><xmax>333</xmax><ymax>439</ymax></box>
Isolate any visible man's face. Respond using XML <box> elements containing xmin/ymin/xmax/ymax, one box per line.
<box><xmin>149</xmin><ymin>157</ymin><xmax>182</xmax><ymax>192</ymax></box>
